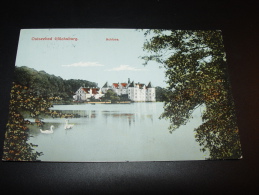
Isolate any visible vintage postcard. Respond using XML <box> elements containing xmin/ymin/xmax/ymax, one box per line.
<box><xmin>2</xmin><ymin>29</ymin><xmax>242</xmax><ymax>162</ymax></box>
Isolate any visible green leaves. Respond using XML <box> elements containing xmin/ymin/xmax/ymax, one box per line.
<box><xmin>3</xmin><ymin>67</ymin><xmax>94</xmax><ymax>161</ymax></box>
<box><xmin>102</xmin><ymin>89</ymin><xmax>120</xmax><ymax>103</ymax></box>
<box><xmin>142</xmin><ymin>30</ymin><xmax>242</xmax><ymax>159</ymax></box>
<box><xmin>14</xmin><ymin>66</ymin><xmax>98</xmax><ymax>102</ymax></box>
<box><xmin>2</xmin><ymin>83</ymin><xmax>62</xmax><ymax>161</ymax></box>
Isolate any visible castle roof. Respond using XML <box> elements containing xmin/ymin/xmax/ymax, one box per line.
<box><xmin>102</xmin><ymin>82</ymin><xmax>109</xmax><ymax>88</ymax></box>
<box><xmin>112</xmin><ymin>83</ymin><xmax>128</xmax><ymax>88</ymax></box>
<box><xmin>128</xmin><ymin>81</ymin><xmax>135</xmax><ymax>87</ymax></box>
<box><xmin>139</xmin><ymin>84</ymin><xmax>146</xmax><ymax>89</ymax></box>
<box><xmin>146</xmin><ymin>82</ymin><xmax>154</xmax><ymax>88</ymax></box>
<box><xmin>121</xmin><ymin>83</ymin><xmax>128</xmax><ymax>87</ymax></box>
<box><xmin>112</xmin><ymin>83</ymin><xmax>119</xmax><ymax>88</ymax></box>
<box><xmin>81</xmin><ymin>87</ymin><xmax>100</xmax><ymax>94</ymax></box>
<box><xmin>101</xmin><ymin>80</ymin><xmax>154</xmax><ymax>89</ymax></box>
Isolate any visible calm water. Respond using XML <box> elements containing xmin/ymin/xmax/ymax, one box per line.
<box><xmin>28</xmin><ymin>102</ymin><xmax>208</xmax><ymax>162</ymax></box>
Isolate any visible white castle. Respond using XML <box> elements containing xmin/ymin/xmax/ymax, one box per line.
<box><xmin>101</xmin><ymin>79</ymin><xmax>156</xmax><ymax>102</ymax></box>
<box><xmin>73</xmin><ymin>79</ymin><xmax>156</xmax><ymax>102</ymax></box>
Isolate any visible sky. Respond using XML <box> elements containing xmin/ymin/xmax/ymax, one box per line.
<box><xmin>15</xmin><ymin>29</ymin><xmax>168</xmax><ymax>88</ymax></box>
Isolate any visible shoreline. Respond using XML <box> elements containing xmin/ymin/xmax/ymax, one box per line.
<box><xmin>53</xmin><ymin>101</ymin><xmax>159</xmax><ymax>105</ymax></box>
<box><xmin>85</xmin><ymin>101</ymin><xmax>131</xmax><ymax>104</ymax></box>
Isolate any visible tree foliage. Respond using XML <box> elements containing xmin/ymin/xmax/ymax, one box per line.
<box><xmin>14</xmin><ymin>66</ymin><xmax>97</xmax><ymax>101</ymax></box>
<box><xmin>101</xmin><ymin>89</ymin><xmax>120</xmax><ymax>103</ymax></box>
<box><xmin>155</xmin><ymin>86</ymin><xmax>168</xmax><ymax>102</ymax></box>
<box><xmin>2</xmin><ymin>81</ymin><xmax>80</xmax><ymax>161</ymax></box>
<box><xmin>2</xmin><ymin>65</ymin><xmax>95</xmax><ymax>161</ymax></box>
<box><xmin>141</xmin><ymin>30</ymin><xmax>242</xmax><ymax>159</ymax></box>
<box><xmin>2</xmin><ymin>83</ymin><xmax>55</xmax><ymax>161</ymax></box>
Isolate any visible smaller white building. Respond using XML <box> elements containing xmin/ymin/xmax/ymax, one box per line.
<box><xmin>73</xmin><ymin>87</ymin><xmax>104</xmax><ymax>101</ymax></box>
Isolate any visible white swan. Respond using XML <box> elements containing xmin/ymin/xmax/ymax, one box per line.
<box><xmin>64</xmin><ymin>119</ymin><xmax>74</xmax><ymax>130</ymax></box>
<box><xmin>40</xmin><ymin>125</ymin><xmax>54</xmax><ymax>134</ymax></box>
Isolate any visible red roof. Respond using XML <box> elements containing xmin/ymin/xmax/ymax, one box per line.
<box><xmin>121</xmin><ymin>83</ymin><xmax>127</xmax><ymax>87</ymax></box>
<box><xmin>81</xmin><ymin>88</ymin><xmax>89</xmax><ymax>93</ymax></box>
<box><xmin>112</xmin><ymin>83</ymin><xmax>128</xmax><ymax>88</ymax></box>
<box><xmin>91</xmin><ymin>88</ymin><xmax>99</xmax><ymax>94</ymax></box>
<box><xmin>113</xmin><ymin>83</ymin><xmax>119</xmax><ymax>88</ymax></box>
<box><xmin>81</xmin><ymin>88</ymin><xmax>99</xmax><ymax>94</ymax></box>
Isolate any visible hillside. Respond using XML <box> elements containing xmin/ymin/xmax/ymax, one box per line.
<box><xmin>13</xmin><ymin>66</ymin><xmax>98</xmax><ymax>101</ymax></box>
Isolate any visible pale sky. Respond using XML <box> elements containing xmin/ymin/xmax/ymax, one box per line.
<box><xmin>15</xmin><ymin>29</ymin><xmax>167</xmax><ymax>88</ymax></box>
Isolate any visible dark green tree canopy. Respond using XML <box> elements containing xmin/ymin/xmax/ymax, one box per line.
<box><xmin>14</xmin><ymin>66</ymin><xmax>97</xmax><ymax>101</ymax></box>
<box><xmin>102</xmin><ymin>89</ymin><xmax>120</xmax><ymax>103</ymax></box>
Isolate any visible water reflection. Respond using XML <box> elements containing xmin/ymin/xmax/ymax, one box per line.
<box><xmin>51</xmin><ymin>108</ymin><xmax>155</xmax><ymax>128</ymax></box>
<box><xmin>50</xmin><ymin>109</ymin><xmax>92</xmax><ymax>118</ymax></box>
<box><xmin>102</xmin><ymin>112</ymin><xmax>136</xmax><ymax>127</ymax></box>
<box><xmin>28</xmin><ymin>102</ymin><xmax>207</xmax><ymax>162</ymax></box>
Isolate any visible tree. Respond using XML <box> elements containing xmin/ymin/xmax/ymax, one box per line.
<box><xmin>141</xmin><ymin>30</ymin><xmax>242</xmax><ymax>159</ymax></box>
<box><xmin>3</xmin><ymin>84</ymin><xmax>44</xmax><ymax>160</ymax></box>
<box><xmin>155</xmin><ymin>86</ymin><xmax>168</xmax><ymax>102</ymax></box>
<box><xmin>2</xmin><ymin>82</ymin><xmax>68</xmax><ymax>161</ymax></box>
<box><xmin>102</xmin><ymin>89</ymin><xmax>120</xmax><ymax>103</ymax></box>
<box><xmin>14</xmin><ymin>66</ymin><xmax>98</xmax><ymax>103</ymax></box>
<box><xmin>3</xmin><ymin>65</ymin><xmax>98</xmax><ymax>160</ymax></box>
<box><xmin>119</xmin><ymin>94</ymin><xmax>130</xmax><ymax>102</ymax></box>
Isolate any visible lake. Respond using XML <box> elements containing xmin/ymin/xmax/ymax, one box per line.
<box><xmin>28</xmin><ymin>102</ymin><xmax>208</xmax><ymax>162</ymax></box>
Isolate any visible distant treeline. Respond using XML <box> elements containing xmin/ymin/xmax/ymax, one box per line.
<box><xmin>13</xmin><ymin>66</ymin><xmax>98</xmax><ymax>102</ymax></box>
